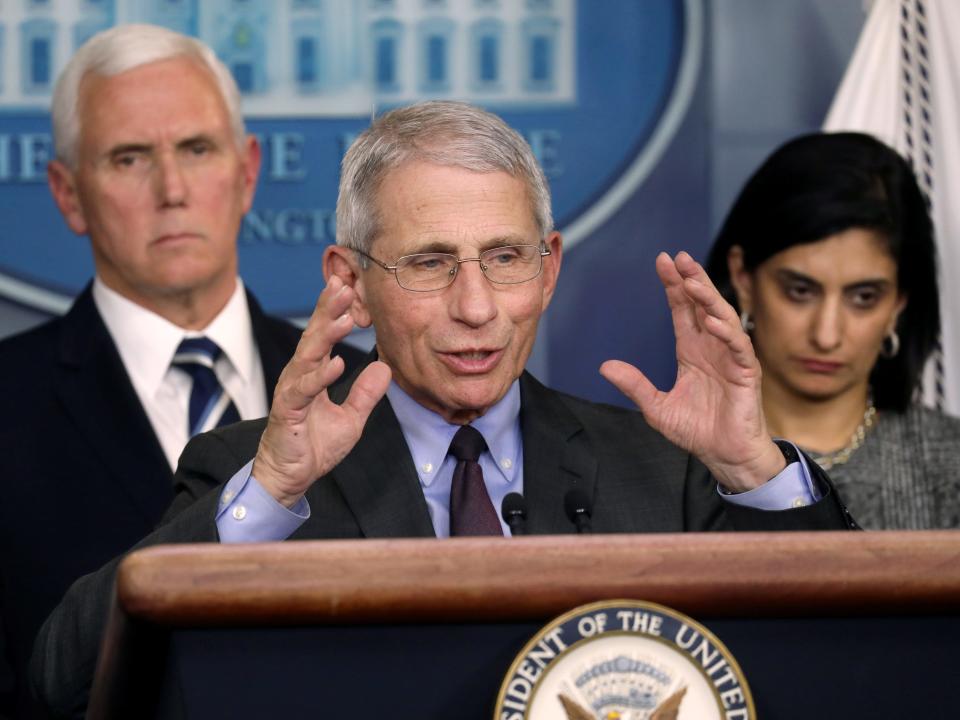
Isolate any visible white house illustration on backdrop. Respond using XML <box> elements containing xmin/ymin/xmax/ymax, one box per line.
<box><xmin>0</xmin><ymin>0</ymin><xmax>576</xmax><ymax>116</ymax></box>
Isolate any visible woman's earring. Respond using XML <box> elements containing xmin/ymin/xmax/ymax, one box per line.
<box><xmin>881</xmin><ymin>329</ymin><xmax>900</xmax><ymax>358</ymax></box>
<box><xmin>740</xmin><ymin>311</ymin><xmax>754</xmax><ymax>332</ymax></box>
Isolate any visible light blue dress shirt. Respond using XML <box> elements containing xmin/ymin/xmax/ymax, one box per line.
<box><xmin>216</xmin><ymin>381</ymin><xmax>820</xmax><ymax>542</ymax></box>
<box><xmin>386</xmin><ymin>380</ymin><xmax>523</xmax><ymax>536</ymax></box>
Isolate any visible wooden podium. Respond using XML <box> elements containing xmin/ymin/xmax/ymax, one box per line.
<box><xmin>89</xmin><ymin>531</ymin><xmax>960</xmax><ymax>719</ymax></box>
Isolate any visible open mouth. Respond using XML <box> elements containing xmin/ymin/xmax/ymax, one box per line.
<box><xmin>440</xmin><ymin>348</ymin><xmax>503</xmax><ymax>373</ymax></box>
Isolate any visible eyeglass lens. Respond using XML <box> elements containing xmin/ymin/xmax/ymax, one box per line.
<box><xmin>395</xmin><ymin>245</ymin><xmax>543</xmax><ymax>291</ymax></box>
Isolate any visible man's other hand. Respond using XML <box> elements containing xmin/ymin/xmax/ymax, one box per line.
<box><xmin>253</xmin><ymin>276</ymin><xmax>391</xmax><ymax>507</ymax></box>
<box><xmin>600</xmin><ymin>251</ymin><xmax>785</xmax><ymax>492</ymax></box>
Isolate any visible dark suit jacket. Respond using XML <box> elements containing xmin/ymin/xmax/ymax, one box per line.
<box><xmin>30</xmin><ymin>361</ymin><xmax>854</xmax><ymax>717</ymax></box>
<box><xmin>0</xmin><ymin>285</ymin><xmax>361</xmax><ymax>719</ymax></box>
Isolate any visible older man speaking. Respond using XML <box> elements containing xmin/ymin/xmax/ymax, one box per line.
<box><xmin>32</xmin><ymin>101</ymin><xmax>853</xmax><ymax>715</ymax></box>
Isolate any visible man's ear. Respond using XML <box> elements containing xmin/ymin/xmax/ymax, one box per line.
<box><xmin>239</xmin><ymin>134</ymin><xmax>262</xmax><ymax>213</ymax></box>
<box><xmin>726</xmin><ymin>245</ymin><xmax>754</xmax><ymax>316</ymax></box>
<box><xmin>539</xmin><ymin>231</ymin><xmax>563</xmax><ymax>311</ymax></box>
<box><xmin>323</xmin><ymin>245</ymin><xmax>372</xmax><ymax>328</ymax></box>
<box><xmin>47</xmin><ymin>161</ymin><xmax>88</xmax><ymax>235</ymax></box>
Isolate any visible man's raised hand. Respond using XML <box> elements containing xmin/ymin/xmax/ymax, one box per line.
<box><xmin>600</xmin><ymin>251</ymin><xmax>784</xmax><ymax>492</ymax></box>
<box><xmin>253</xmin><ymin>276</ymin><xmax>391</xmax><ymax>507</ymax></box>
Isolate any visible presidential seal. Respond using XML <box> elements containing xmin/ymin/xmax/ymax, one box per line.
<box><xmin>494</xmin><ymin>600</ymin><xmax>754</xmax><ymax>720</ymax></box>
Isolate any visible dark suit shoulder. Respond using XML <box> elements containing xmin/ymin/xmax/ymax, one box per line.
<box><xmin>0</xmin><ymin>314</ymin><xmax>63</xmax><ymax>369</ymax></box>
<box><xmin>164</xmin><ymin>418</ymin><xmax>268</xmax><ymax>520</ymax></box>
<box><xmin>524</xmin><ymin>377</ymin><xmax>683</xmax><ymax>456</ymax></box>
<box><xmin>551</xmin><ymin>388</ymin><xmax>649</xmax><ymax>425</ymax></box>
<box><xmin>252</xmin><ymin>310</ymin><xmax>365</xmax><ymax>368</ymax></box>
<box><xmin>178</xmin><ymin>417</ymin><xmax>267</xmax><ymax>475</ymax></box>
<box><xmin>256</xmin><ymin>311</ymin><xmax>302</xmax><ymax>347</ymax></box>
<box><xmin>333</xmin><ymin>341</ymin><xmax>367</xmax><ymax>375</ymax></box>
<box><xmin>244</xmin><ymin>289</ymin><xmax>365</xmax><ymax>390</ymax></box>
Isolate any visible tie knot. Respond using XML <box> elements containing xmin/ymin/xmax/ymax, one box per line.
<box><xmin>449</xmin><ymin>425</ymin><xmax>487</xmax><ymax>463</ymax></box>
<box><xmin>173</xmin><ymin>337</ymin><xmax>222</xmax><ymax>371</ymax></box>
<box><xmin>171</xmin><ymin>336</ymin><xmax>239</xmax><ymax>436</ymax></box>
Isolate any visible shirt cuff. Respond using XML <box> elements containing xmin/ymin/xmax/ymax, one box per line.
<box><xmin>718</xmin><ymin>440</ymin><xmax>821</xmax><ymax>511</ymax></box>
<box><xmin>215</xmin><ymin>459</ymin><xmax>311</xmax><ymax>543</ymax></box>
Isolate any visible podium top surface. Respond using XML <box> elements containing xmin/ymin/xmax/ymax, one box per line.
<box><xmin>114</xmin><ymin>531</ymin><xmax>960</xmax><ymax>625</ymax></box>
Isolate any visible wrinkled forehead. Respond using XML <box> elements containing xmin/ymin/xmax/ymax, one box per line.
<box><xmin>369</xmin><ymin>161</ymin><xmax>541</xmax><ymax>257</ymax></box>
<box><xmin>77</xmin><ymin>55</ymin><xmax>224</xmax><ymax>123</ymax></box>
<box><xmin>74</xmin><ymin>59</ymin><xmax>237</xmax><ymax>162</ymax></box>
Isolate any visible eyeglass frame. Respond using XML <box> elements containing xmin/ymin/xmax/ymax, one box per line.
<box><xmin>352</xmin><ymin>242</ymin><xmax>552</xmax><ymax>292</ymax></box>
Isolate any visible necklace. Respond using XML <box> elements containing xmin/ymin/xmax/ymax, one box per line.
<box><xmin>810</xmin><ymin>403</ymin><xmax>877</xmax><ymax>470</ymax></box>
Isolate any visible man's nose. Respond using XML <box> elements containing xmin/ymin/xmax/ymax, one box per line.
<box><xmin>154</xmin><ymin>152</ymin><xmax>188</xmax><ymax>207</ymax></box>
<box><xmin>449</xmin><ymin>259</ymin><xmax>498</xmax><ymax>327</ymax></box>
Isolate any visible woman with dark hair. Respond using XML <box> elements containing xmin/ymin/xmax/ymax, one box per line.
<box><xmin>706</xmin><ymin>132</ymin><xmax>960</xmax><ymax>529</ymax></box>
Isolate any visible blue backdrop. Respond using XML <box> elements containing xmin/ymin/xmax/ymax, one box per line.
<box><xmin>0</xmin><ymin>0</ymin><xmax>864</xmax><ymax>408</ymax></box>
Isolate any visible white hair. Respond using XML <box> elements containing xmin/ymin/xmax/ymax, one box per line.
<box><xmin>51</xmin><ymin>24</ymin><xmax>245</xmax><ymax>168</ymax></box>
<box><xmin>337</xmin><ymin>100</ymin><xmax>554</xmax><ymax>256</ymax></box>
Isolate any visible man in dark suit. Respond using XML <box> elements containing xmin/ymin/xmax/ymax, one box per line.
<box><xmin>31</xmin><ymin>100</ymin><xmax>853</xmax><ymax>716</ymax></box>
<box><xmin>0</xmin><ymin>25</ymin><xmax>363</xmax><ymax>718</ymax></box>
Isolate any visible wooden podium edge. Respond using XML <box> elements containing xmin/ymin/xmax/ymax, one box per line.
<box><xmin>88</xmin><ymin>531</ymin><xmax>960</xmax><ymax>719</ymax></box>
<box><xmin>114</xmin><ymin>530</ymin><xmax>960</xmax><ymax>625</ymax></box>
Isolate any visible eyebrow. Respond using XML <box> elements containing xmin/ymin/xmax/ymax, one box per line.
<box><xmin>106</xmin><ymin>143</ymin><xmax>152</xmax><ymax>158</ymax></box>
<box><xmin>176</xmin><ymin>133</ymin><xmax>217</xmax><ymax>150</ymax></box>
<box><xmin>774</xmin><ymin>268</ymin><xmax>893</xmax><ymax>290</ymax></box>
<box><xmin>104</xmin><ymin>134</ymin><xmax>217</xmax><ymax>159</ymax></box>
<box><xmin>402</xmin><ymin>235</ymin><xmax>535</xmax><ymax>256</ymax></box>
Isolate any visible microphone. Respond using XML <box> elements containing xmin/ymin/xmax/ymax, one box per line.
<box><xmin>564</xmin><ymin>489</ymin><xmax>593</xmax><ymax>534</ymax></box>
<box><xmin>501</xmin><ymin>492</ymin><xmax>528</xmax><ymax>536</ymax></box>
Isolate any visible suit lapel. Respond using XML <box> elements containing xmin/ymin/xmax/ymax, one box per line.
<box><xmin>519</xmin><ymin>373</ymin><xmax>598</xmax><ymax>534</ymax></box>
<box><xmin>326</xmin><ymin>356</ymin><xmax>436</xmax><ymax>538</ymax></box>
<box><xmin>246</xmin><ymin>290</ymin><xmax>294</xmax><ymax>403</ymax></box>
<box><xmin>55</xmin><ymin>288</ymin><xmax>173</xmax><ymax>522</ymax></box>
<box><xmin>313</xmin><ymin>362</ymin><xmax>597</xmax><ymax>538</ymax></box>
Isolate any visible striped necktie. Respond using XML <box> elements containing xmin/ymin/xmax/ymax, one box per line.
<box><xmin>171</xmin><ymin>337</ymin><xmax>241</xmax><ymax>437</ymax></box>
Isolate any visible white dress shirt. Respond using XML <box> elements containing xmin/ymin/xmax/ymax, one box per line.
<box><xmin>93</xmin><ymin>277</ymin><xmax>268</xmax><ymax>470</ymax></box>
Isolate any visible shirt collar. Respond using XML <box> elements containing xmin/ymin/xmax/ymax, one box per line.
<box><xmin>92</xmin><ymin>277</ymin><xmax>253</xmax><ymax>396</ymax></box>
<box><xmin>200</xmin><ymin>281</ymin><xmax>256</xmax><ymax>384</ymax></box>
<box><xmin>386</xmin><ymin>380</ymin><xmax>522</xmax><ymax>487</ymax></box>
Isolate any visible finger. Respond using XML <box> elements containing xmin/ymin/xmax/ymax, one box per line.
<box><xmin>297</xmin><ymin>281</ymin><xmax>356</xmax><ymax>362</ymax></box>
<box><xmin>600</xmin><ymin>359</ymin><xmax>660</xmax><ymax>414</ymax></box>
<box><xmin>285</xmin><ymin>279</ymin><xmax>355</xmax><ymax>382</ymax></box>
<box><xmin>655</xmin><ymin>252</ymin><xmax>700</xmax><ymax>336</ymax></box>
<box><xmin>702</xmin><ymin>315</ymin><xmax>759</xmax><ymax>372</ymax></box>
<box><xmin>295</xmin><ymin>353</ymin><xmax>347</xmax><ymax>401</ymax></box>
<box><xmin>675</xmin><ymin>250</ymin><xmax>745</xmax><ymax>329</ymax></box>
<box><xmin>654</xmin><ymin>252</ymin><xmax>685</xmax><ymax>298</ymax></box>
<box><xmin>674</xmin><ymin>250</ymin><xmax>717</xmax><ymax>288</ymax></box>
<box><xmin>274</xmin><ymin>311</ymin><xmax>352</xmax><ymax>408</ymax></box>
<box><xmin>341</xmin><ymin>360</ymin><xmax>392</xmax><ymax>424</ymax></box>
<box><xmin>679</xmin><ymin>274</ymin><xmax>758</xmax><ymax>372</ymax></box>
<box><xmin>297</xmin><ymin>308</ymin><xmax>355</xmax><ymax>363</ymax></box>
<box><xmin>680</xmin><ymin>274</ymin><xmax>739</xmax><ymax>326</ymax></box>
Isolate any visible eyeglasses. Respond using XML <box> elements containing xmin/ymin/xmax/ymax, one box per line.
<box><xmin>354</xmin><ymin>244</ymin><xmax>551</xmax><ymax>292</ymax></box>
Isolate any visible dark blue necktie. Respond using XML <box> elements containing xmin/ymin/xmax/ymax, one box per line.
<box><xmin>448</xmin><ymin>425</ymin><xmax>503</xmax><ymax>536</ymax></box>
<box><xmin>171</xmin><ymin>337</ymin><xmax>240</xmax><ymax>437</ymax></box>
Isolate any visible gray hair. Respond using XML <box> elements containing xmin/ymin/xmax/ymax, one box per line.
<box><xmin>336</xmin><ymin>101</ymin><xmax>553</xmax><ymax>256</ymax></box>
<box><xmin>51</xmin><ymin>23</ymin><xmax>245</xmax><ymax>169</ymax></box>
